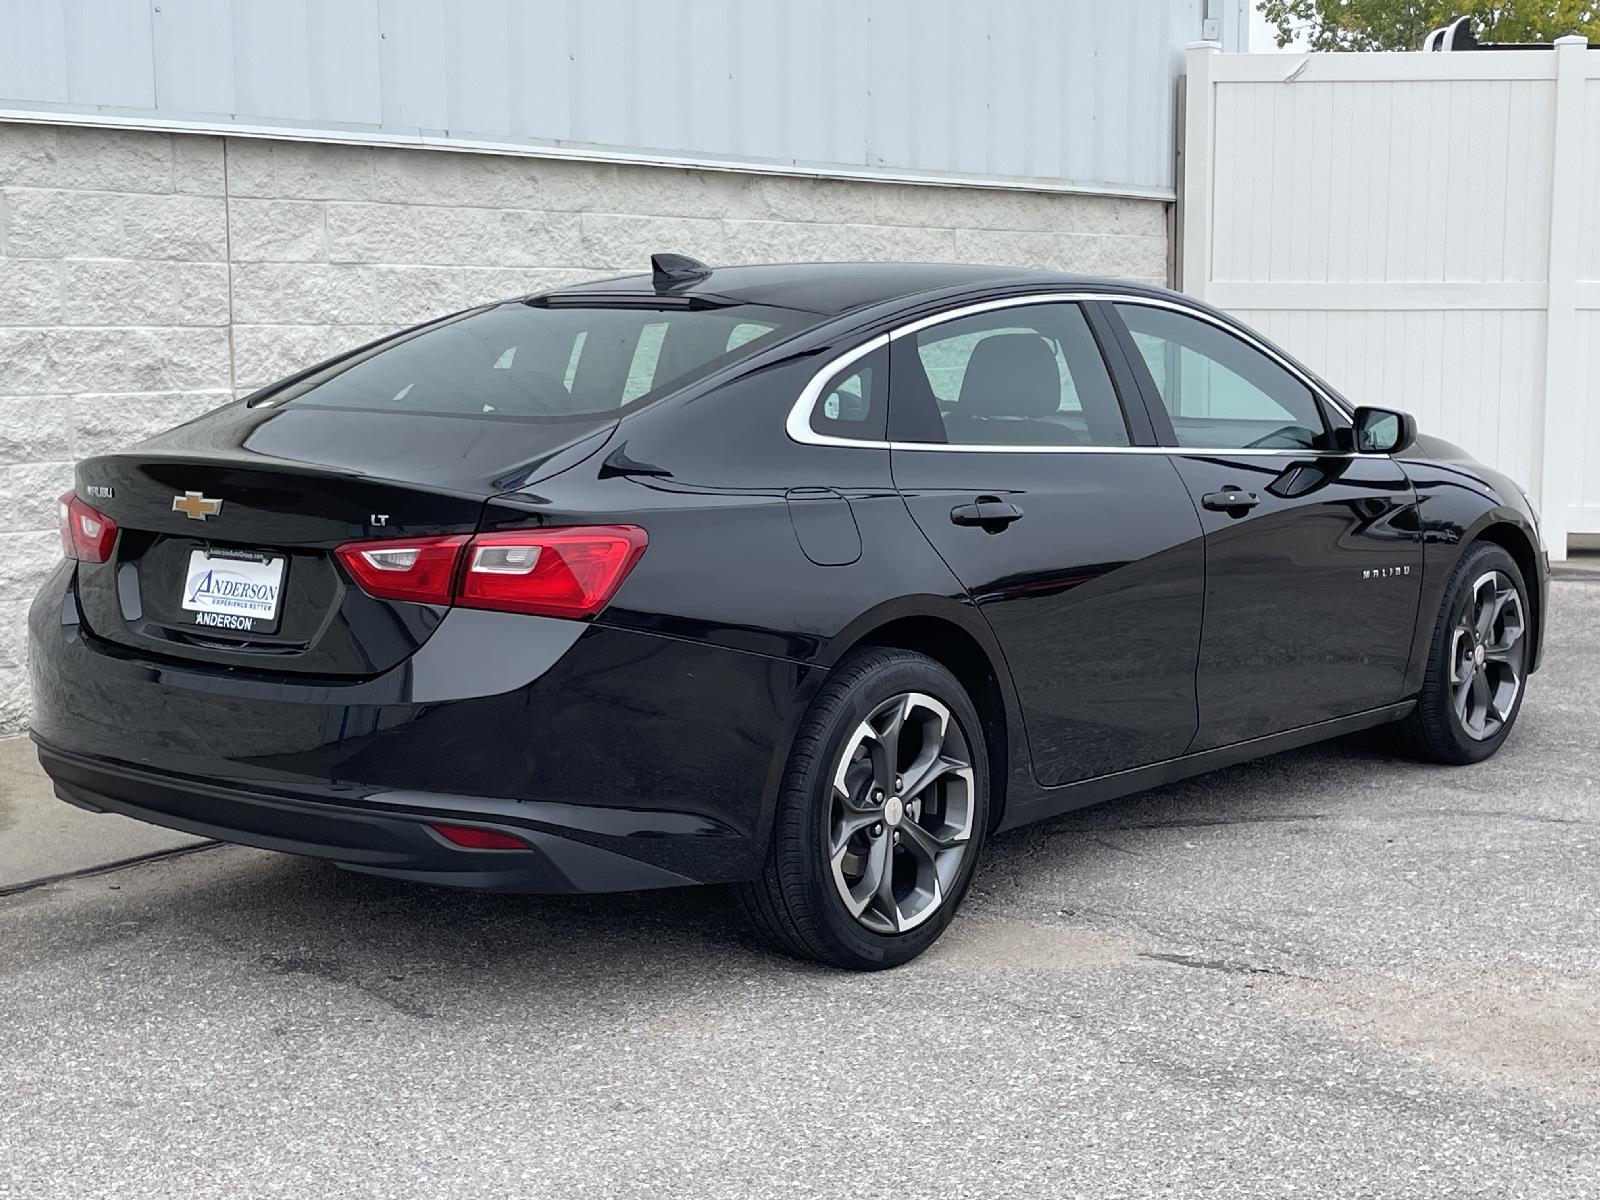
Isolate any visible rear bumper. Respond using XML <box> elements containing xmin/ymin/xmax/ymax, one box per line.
<box><xmin>29</xmin><ymin>563</ymin><xmax>812</xmax><ymax>892</ymax></box>
<box><xmin>36</xmin><ymin>738</ymin><xmax>699</xmax><ymax>892</ymax></box>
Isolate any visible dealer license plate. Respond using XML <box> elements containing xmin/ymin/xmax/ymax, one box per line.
<box><xmin>179</xmin><ymin>548</ymin><xmax>285</xmax><ymax>634</ymax></box>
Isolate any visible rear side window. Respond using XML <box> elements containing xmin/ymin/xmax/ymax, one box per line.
<box><xmin>263</xmin><ymin>302</ymin><xmax>804</xmax><ymax>420</ymax></box>
<box><xmin>891</xmin><ymin>302</ymin><xmax>1130</xmax><ymax>447</ymax></box>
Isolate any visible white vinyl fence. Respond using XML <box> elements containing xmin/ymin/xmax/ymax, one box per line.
<box><xmin>1180</xmin><ymin>37</ymin><xmax>1600</xmax><ymax>560</ymax></box>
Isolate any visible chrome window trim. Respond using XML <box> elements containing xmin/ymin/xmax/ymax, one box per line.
<box><xmin>783</xmin><ymin>291</ymin><xmax>1358</xmax><ymax>456</ymax></box>
<box><xmin>783</xmin><ymin>333</ymin><xmax>891</xmax><ymax>448</ymax></box>
<box><xmin>886</xmin><ymin>443</ymin><xmax>1390</xmax><ymax>457</ymax></box>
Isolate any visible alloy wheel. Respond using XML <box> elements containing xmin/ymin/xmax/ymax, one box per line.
<box><xmin>826</xmin><ymin>692</ymin><xmax>976</xmax><ymax>934</ymax></box>
<box><xmin>1449</xmin><ymin>570</ymin><xmax>1525</xmax><ymax>741</ymax></box>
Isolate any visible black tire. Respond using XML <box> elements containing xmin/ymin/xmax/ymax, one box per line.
<box><xmin>1393</xmin><ymin>541</ymin><xmax>1531</xmax><ymax>764</ymax></box>
<box><xmin>736</xmin><ymin>647</ymin><xmax>990</xmax><ymax>970</ymax></box>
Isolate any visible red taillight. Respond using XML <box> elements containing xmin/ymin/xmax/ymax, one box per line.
<box><xmin>456</xmin><ymin>526</ymin><xmax>648</xmax><ymax>618</ymax></box>
<box><xmin>58</xmin><ymin>491</ymin><xmax>118</xmax><ymax>563</ymax></box>
<box><xmin>333</xmin><ymin>525</ymin><xmax>647</xmax><ymax>619</ymax></box>
<box><xmin>333</xmin><ymin>535</ymin><xmax>469</xmax><ymax>605</ymax></box>
<box><xmin>429</xmin><ymin>823</ymin><xmax>529</xmax><ymax>851</ymax></box>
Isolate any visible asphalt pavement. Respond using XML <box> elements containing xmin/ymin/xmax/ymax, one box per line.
<box><xmin>1</xmin><ymin>579</ymin><xmax>1597</xmax><ymax>1199</ymax></box>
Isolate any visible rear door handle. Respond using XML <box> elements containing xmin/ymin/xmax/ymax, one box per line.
<box><xmin>950</xmin><ymin>497</ymin><xmax>1024</xmax><ymax>532</ymax></box>
<box><xmin>1201</xmin><ymin>488</ymin><xmax>1260</xmax><ymax>513</ymax></box>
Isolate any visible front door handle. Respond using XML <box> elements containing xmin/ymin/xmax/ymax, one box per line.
<box><xmin>951</xmin><ymin>496</ymin><xmax>1024</xmax><ymax>533</ymax></box>
<box><xmin>1201</xmin><ymin>488</ymin><xmax>1260</xmax><ymax>514</ymax></box>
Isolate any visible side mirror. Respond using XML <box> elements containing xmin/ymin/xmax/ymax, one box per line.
<box><xmin>1352</xmin><ymin>406</ymin><xmax>1416</xmax><ymax>455</ymax></box>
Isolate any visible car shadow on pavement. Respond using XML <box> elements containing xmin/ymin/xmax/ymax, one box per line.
<box><xmin>49</xmin><ymin>730</ymin><xmax>1409</xmax><ymax>992</ymax></box>
<box><xmin>15</xmin><ymin>718</ymin><xmax>1521</xmax><ymax>1013</ymax></box>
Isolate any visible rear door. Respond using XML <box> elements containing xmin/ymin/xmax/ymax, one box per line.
<box><xmin>1107</xmin><ymin>300</ymin><xmax>1422</xmax><ymax>750</ymax></box>
<box><xmin>889</xmin><ymin>298</ymin><xmax>1205</xmax><ymax>786</ymax></box>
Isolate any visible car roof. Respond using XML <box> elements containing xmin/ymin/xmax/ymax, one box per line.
<box><xmin>543</xmin><ymin>261</ymin><xmax>1169</xmax><ymax>318</ymax></box>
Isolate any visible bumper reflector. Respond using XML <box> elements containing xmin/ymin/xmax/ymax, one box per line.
<box><xmin>429</xmin><ymin>823</ymin><xmax>530</xmax><ymax>851</ymax></box>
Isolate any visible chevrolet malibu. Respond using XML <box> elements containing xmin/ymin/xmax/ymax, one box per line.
<box><xmin>30</xmin><ymin>258</ymin><xmax>1547</xmax><ymax>969</ymax></box>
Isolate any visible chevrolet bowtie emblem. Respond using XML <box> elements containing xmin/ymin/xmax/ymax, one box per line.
<box><xmin>172</xmin><ymin>491</ymin><xmax>223</xmax><ymax>521</ymax></box>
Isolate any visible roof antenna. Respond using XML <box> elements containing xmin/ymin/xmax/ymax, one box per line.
<box><xmin>651</xmin><ymin>252</ymin><xmax>712</xmax><ymax>292</ymax></box>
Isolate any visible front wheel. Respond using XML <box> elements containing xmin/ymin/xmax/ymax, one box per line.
<box><xmin>1394</xmin><ymin>541</ymin><xmax>1531</xmax><ymax>764</ymax></box>
<box><xmin>737</xmin><ymin>647</ymin><xmax>989</xmax><ymax>970</ymax></box>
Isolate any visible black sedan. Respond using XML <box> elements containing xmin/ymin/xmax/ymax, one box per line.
<box><xmin>30</xmin><ymin>258</ymin><xmax>1547</xmax><ymax>969</ymax></box>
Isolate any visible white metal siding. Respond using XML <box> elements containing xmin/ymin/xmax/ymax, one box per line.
<box><xmin>0</xmin><ymin>0</ymin><xmax>1243</xmax><ymax>197</ymax></box>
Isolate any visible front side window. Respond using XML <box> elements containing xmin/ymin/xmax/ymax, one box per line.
<box><xmin>1115</xmin><ymin>304</ymin><xmax>1332</xmax><ymax>451</ymax></box>
<box><xmin>893</xmin><ymin>302</ymin><xmax>1130</xmax><ymax>447</ymax></box>
<box><xmin>263</xmin><ymin>301</ymin><xmax>802</xmax><ymax>420</ymax></box>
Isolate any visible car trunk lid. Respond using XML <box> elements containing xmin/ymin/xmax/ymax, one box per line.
<box><xmin>70</xmin><ymin>403</ymin><xmax>616</xmax><ymax>676</ymax></box>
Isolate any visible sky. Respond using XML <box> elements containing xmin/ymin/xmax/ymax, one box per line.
<box><xmin>1249</xmin><ymin>1</ymin><xmax>1310</xmax><ymax>51</ymax></box>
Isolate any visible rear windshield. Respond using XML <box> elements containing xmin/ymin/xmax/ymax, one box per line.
<box><xmin>259</xmin><ymin>301</ymin><xmax>805</xmax><ymax>420</ymax></box>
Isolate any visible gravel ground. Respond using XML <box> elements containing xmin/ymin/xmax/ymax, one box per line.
<box><xmin>2</xmin><ymin>581</ymin><xmax>1597</xmax><ymax>1200</ymax></box>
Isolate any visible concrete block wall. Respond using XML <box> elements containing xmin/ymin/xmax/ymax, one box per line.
<box><xmin>0</xmin><ymin>120</ymin><xmax>1169</xmax><ymax>731</ymax></box>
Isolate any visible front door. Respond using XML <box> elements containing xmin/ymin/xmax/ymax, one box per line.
<box><xmin>1110</xmin><ymin>300</ymin><xmax>1423</xmax><ymax>750</ymax></box>
<box><xmin>889</xmin><ymin>299</ymin><xmax>1206</xmax><ymax>786</ymax></box>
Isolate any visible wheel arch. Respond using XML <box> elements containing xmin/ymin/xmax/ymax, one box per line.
<box><xmin>823</xmin><ymin>600</ymin><xmax>1022</xmax><ymax>833</ymax></box>
<box><xmin>1469</xmin><ymin>516</ymin><xmax>1544</xmax><ymax>671</ymax></box>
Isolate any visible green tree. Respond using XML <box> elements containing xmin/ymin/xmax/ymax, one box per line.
<box><xmin>1259</xmin><ymin>1</ymin><xmax>1600</xmax><ymax>50</ymax></box>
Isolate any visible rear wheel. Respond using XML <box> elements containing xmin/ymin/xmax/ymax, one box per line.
<box><xmin>737</xmin><ymin>647</ymin><xmax>989</xmax><ymax>970</ymax></box>
<box><xmin>1394</xmin><ymin>542</ymin><xmax>1530</xmax><ymax>764</ymax></box>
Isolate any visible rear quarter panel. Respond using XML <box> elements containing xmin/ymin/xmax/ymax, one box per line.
<box><xmin>489</xmin><ymin>353</ymin><xmax>1031</xmax><ymax>842</ymax></box>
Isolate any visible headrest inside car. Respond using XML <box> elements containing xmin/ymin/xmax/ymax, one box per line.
<box><xmin>957</xmin><ymin>334</ymin><xmax>1062</xmax><ymax>418</ymax></box>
